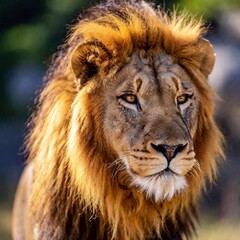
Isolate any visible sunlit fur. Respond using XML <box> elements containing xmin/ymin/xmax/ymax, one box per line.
<box><xmin>14</xmin><ymin>1</ymin><xmax>224</xmax><ymax>240</ymax></box>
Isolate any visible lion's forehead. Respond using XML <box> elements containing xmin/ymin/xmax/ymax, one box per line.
<box><xmin>114</xmin><ymin>53</ymin><xmax>192</xmax><ymax>98</ymax></box>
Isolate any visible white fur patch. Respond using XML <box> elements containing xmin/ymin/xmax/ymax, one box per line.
<box><xmin>131</xmin><ymin>172</ymin><xmax>187</xmax><ymax>201</ymax></box>
<box><xmin>33</xmin><ymin>224</ymin><xmax>39</xmax><ymax>240</ymax></box>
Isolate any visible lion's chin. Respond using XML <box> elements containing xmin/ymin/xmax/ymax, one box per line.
<box><xmin>131</xmin><ymin>172</ymin><xmax>187</xmax><ymax>201</ymax></box>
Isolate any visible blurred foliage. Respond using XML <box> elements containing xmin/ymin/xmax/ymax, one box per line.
<box><xmin>0</xmin><ymin>0</ymin><xmax>93</xmax><ymax>118</ymax></box>
<box><xmin>178</xmin><ymin>0</ymin><xmax>240</xmax><ymax>18</ymax></box>
<box><xmin>0</xmin><ymin>0</ymin><xmax>240</xmax><ymax>118</ymax></box>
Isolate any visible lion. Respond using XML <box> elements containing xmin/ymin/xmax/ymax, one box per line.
<box><xmin>12</xmin><ymin>1</ymin><xmax>224</xmax><ymax>239</ymax></box>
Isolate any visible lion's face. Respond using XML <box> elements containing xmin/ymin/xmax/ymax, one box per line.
<box><xmin>103</xmin><ymin>53</ymin><xmax>199</xmax><ymax>201</ymax></box>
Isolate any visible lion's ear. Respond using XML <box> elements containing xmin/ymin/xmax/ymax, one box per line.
<box><xmin>71</xmin><ymin>40</ymin><xmax>112</xmax><ymax>85</ymax></box>
<box><xmin>198</xmin><ymin>38</ymin><xmax>216</xmax><ymax>77</ymax></box>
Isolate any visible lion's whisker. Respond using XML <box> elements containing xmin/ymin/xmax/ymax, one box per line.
<box><xmin>112</xmin><ymin>163</ymin><xmax>126</xmax><ymax>179</ymax></box>
<box><xmin>107</xmin><ymin>158</ymin><xmax>123</xmax><ymax>169</ymax></box>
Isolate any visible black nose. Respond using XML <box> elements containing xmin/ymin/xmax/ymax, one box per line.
<box><xmin>151</xmin><ymin>143</ymin><xmax>187</xmax><ymax>162</ymax></box>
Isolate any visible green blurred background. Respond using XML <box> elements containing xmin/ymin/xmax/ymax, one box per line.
<box><xmin>1</xmin><ymin>0</ymin><xmax>240</xmax><ymax>239</ymax></box>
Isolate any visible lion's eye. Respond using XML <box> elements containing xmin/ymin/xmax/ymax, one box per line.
<box><xmin>177</xmin><ymin>94</ymin><xmax>192</xmax><ymax>105</ymax></box>
<box><xmin>121</xmin><ymin>94</ymin><xmax>138</xmax><ymax>104</ymax></box>
<box><xmin>118</xmin><ymin>93</ymin><xmax>142</xmax><ymax>112</ymax></box>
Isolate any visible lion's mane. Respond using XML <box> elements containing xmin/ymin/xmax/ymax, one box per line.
<box><xmin>25</xmin><ymin>1</ymin><xmax>224</xmax><ymax>239</ymax></box>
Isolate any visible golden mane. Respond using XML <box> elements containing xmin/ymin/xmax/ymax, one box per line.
<box><xmin>22</xmin><ymin>1</ymin><xmax>224</xmax><ymax>239</ymax></box>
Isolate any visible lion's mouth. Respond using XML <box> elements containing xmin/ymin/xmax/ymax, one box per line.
<box><xmin>125</xmin><ymin>150</ymin><xmax>197</xmax><ymax>179</ymax></box>
<box><xmin>127</xmin><ymin>158</ymin><xmax>180</xmax><ymax>179</ymax></box>
<box><xmin>144</xmin><ymin>167</ymin><xmax>179</xmax><ymax>178</ymax></box>
<box><xmin>129</xmin><ymin>167</ymin><xmax>180</xmax><ymax>180</ymax></box>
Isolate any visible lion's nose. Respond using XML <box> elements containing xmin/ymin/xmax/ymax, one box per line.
<box><xmin>151</xmin><ymin>143</ymin><xmax>187</xmax><ymax>162</ymax></box>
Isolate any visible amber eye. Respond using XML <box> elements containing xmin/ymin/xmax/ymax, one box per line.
<box><xmin>121</xmin><ymin>94</ymin><xmax>138</xmax><ymax>104</ymax></box>
<box><xmin>177</xmin><ymin>94</ymin><xmax>192</xmax><ymax>105</ymax></box>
